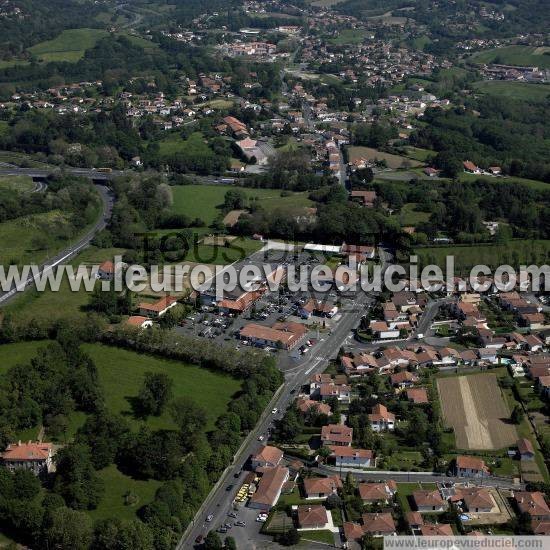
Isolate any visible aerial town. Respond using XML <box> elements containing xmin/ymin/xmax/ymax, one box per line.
<box><xmin>0</xmin><ymin>0</ymin><xmax>549</xmax><ymax>549</ymax></box>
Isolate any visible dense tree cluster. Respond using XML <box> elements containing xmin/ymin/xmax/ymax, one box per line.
<box><xmin>0</xmin><ymin>321</ymin><xmax>282</xmax><ymax>549</ymax></box>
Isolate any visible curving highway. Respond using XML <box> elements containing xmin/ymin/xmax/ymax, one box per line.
<box><xmin>0</xmin><ymin>183</ymin><xmax>114</xmax><ymax>306</ymax></box>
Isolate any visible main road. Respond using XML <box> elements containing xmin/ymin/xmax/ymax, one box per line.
<box><xmin>175</xmin><ymin>251</ymin><xmax>395</xmax><ymax>548</ymax></box>
<box><xmin>0</xmin><ymin>183</ymin><xmax>114</xmax><ymax>306</ymax></box>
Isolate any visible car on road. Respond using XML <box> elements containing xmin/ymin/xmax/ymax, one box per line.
<box><xmin>271</xmin><ymin>408</ymin><xmax>278</xmax><ymax>414</ymax></box>
<box><xmin>206</xmin><ymin>514</ymin><xmax>214</xmax><ymax>522</ymax></box>
<box><xmin>256</xmin><ymin>514</ymin><xmax>268</xmax><ymax>522</ymax></box>
<box><xmin>233</xmin><ymin>471</ymin><xmax>240</xmax><ymax>478</ymax></box>
<box><xmin>235</xmin><ymin>521</ymin><xmax>246</xmax><ymax>527</ymax></box>
<box><xmin>257</xmin><ymin>435</ymin><xmax>264</xmax><ymax>441</ymax></box>
<box><xmin>195</xmin><ymin>535</ymin><xmax>204</xmax><ymax>544</ymax></box>
<box><xmin>228</xmin><ymin>512</ymin><xmax>238</xmax><ymax>518</ymax></box>
<box><xmin>226</xmin><ymin>484</ymin><xmax>234</xmax><ymax>492</ymax></box>
<box><xmin>217</xmin><ymin>527</ymin><xmax>228</xmax><ymax>533</ymax></box>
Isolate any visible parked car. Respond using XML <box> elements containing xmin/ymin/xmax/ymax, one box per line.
<box><xmin>206</xmin><ymin>514</ymin><xmax>214</xmax><ymax>522</ymax></box>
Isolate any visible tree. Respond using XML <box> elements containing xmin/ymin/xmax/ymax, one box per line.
<box><xmin>512</xmin><ymin>405</ymin><xmax>524</xmax><ymax>424</ymax></box>
<box><xmin>137</xmin><ymin>372</ymin><xmax>173</xmax><ymax>417</ymax></box>
<box><xmin>53</xmin><ymin>443</ymin><xmax>104</xmax><ymax>510</ymax></box>
<box><xmin>13</xmin><ymin>469</ymin><xmax>41</xmax><ymax>500</ymax></box>
<box><xmin>278</xmin><ymin>528</ymin><xmax>300</xmax><ymax>546</ymax></box>
<box><xmin>204</xmin><ymin>530</ymin><xmax>223</xmax><ymax>550</ymax></box>
<box><xmin>170</xmin><ymin>396</ymin><xmax>207</xmax><ymax>445</ymax></box>
<box><xmin>224</xmin><ymin>536</ymin><xmax>237</xmax><ymax>550</ymax></box>
<box><xmin>44</xmin><ymin>507</ymin><xmax>93</xmax><ymax>550</ymax></box>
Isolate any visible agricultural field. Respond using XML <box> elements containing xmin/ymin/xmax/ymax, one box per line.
<box><xmin>170</xmin><ymin>184</ymin><xmax>313</xmax><ymax>226</ymax></box>
<box><xmin>81</xmin><ymin>343</ymin><xmax>242</xmax><ymax>432</ymax></box>
<box><xmin>473</xmin><ymin>81</ymin><xmax>550</xmax><ymax>103</ymax></box>
<box><xmin>347</xmin><ymin>146</ymin><xmax>424</xmax><ymax>170</ymax></box>
<box><xmin>415</xmin><ymin>239</ymin><xmax>550</xmax><ymax>274</ymax></box>
<box><xmin>437</xmin><ymin>373</ymin><xmax>517</xmax><ymax>450</ymax></box>
<box><xmin>28</xmin><ymin>28</ymin><xmax>109</xmax><ymax>63</ymax></box>
<box><xmin>471</xmin><ymin>45</ymin><xmax>550</xmax><ymax>69</ymax></box>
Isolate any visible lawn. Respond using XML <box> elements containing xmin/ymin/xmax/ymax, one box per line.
<box><xmin>0</xmin><ymin>175</ymin><xmax>35</xmax><ymax>192</ymax></box>
<box><xmin>184</xmin><ymin>237</ymin><xmax>264</xmax><ymax>265</ymax></box>
<box><xmin>89</xmin><ymin>464</ymin><xmax>162</xmax><ymax>522</ymax></box>
<box><xmin>472</xmin><ymin>81</ymin><xmax>550</xmax><ymax>103</ymax></box>
<box><xmin>0</xmin><ymin>341</ymin><xmax>51</xmax><ymax>376</ymax></box>
<box><xmin>347</xmin><ymin>146</ymin><xmax>424</xmax><ymax>169</ymax></box>
<box><xmin>4</xmin><ymin>246</ymin><xmax>125</xmax><ymax>323</ymax></box>
<box><xmin>329</xmin><ymin>28</ymin><xmax>368</xmax><ymax>45</ymax></box>
<box><xmin>80</xmin><ymin>343</ymin><xmax>242</xmax><ymax>432</ymax></box>
<box><xmin>170</xmin><ymin>184</ymin><xmax>313</xmax><ymax>226</ymax></box>
<box><xmin>28</xmin><ymin>28</ymin><xmax>109</xmax><ymax>63</ymax></box>
<box><xmin>0</xmin><ymin>210</ymin><xmax>78</xmax><ymax>268</ymax></box>
<box><xmin>396</xmin><ymin>482</ymin><xmax>437</xmax><ymax>512</ymax></box>
<box><xmin>158</xmin><ymin>131</ymin><xmax>214</xmax><ymax>157</ymax></box>
<box><xmin>300</xmin><ymin>530</ymin><xmax>335</xmax><ymax>545</ymax></box>
<box><xmin>471</xmin><ymin>45</ymin><xmax>550</xmax><ymax>69</ymax></box>
<box><xmin>398</xmin><ymin>203</ymin><xmax>430</xmax><ymax>226</ymax></box>
<box><xmin>405</xmin><ymin>147</ymin><xmax>435</xmax><ymax>162</ymax></box>
<box><xmin>415</xmin><ymin>239</ymin><xmax>550</xmax><ymax>274</ymax></box>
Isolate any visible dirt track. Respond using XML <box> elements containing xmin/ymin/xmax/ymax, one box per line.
<box><xmin>437</xmin><ymin>373</ymin><xmax>517</xmax><ymax>450</ymax></box>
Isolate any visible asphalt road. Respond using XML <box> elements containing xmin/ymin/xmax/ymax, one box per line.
<box><xmin>314</xmin><ymin>465</ymin><xmax>523</xmax><ymax>490</ymax></box>
<box><xmin>0</xmin><ymin>183</ymin><xmax>113</xmax><ymax>306</ymax></box>
<box><xmin>179</xmin><ymin>290</ymin><xmax>371</xmax><ymax>548</ymax></box>
<box><xmin>177</xmin><ymin>251</ymin><xmax>395</xmax><ymax>548</ymax></box>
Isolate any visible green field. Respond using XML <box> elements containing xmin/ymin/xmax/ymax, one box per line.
<box><xmin>4</xmin><ymin>246</ymin><xmax>125</xmax><ymax>323</ymax></box>
<box><xmin>0</xmin><ymin>340</ymin><xmax>51</xmax><ymax>376</ymax></box>
<box><xmin>473</xmin><ymin>80</ymin><xmax>550</xmax><ymax>103</ymax></box>
<box><xmin>0</xmin><ymin>210</ymin><xmax>76</xmax><ymax>268</ymax></box>
<box><xmin>158</xmin><ymin>131</ymin><xmax>211</xmax><ymax>157</ymax></box>
<box><xmin>329</xmin><ymin>28</ymin><xmax>368</xmax><ymax>45</ymax></box>
<box><xmin>28</xmin><ymin>28</ymin><xmax>109</xmax><ymax>63</ymax></box>
<box><xmin>81</xmin><ymin>343</ymin><xmax>242</xmax><ymax>432</ymax></box>
<box><xmin>170</xmin><ymin>184</ymin><xmax>313</xmax><ymax>225</ymax></box>
<box><xmin>471</xmin><ymin>45</ymin><xmax>550</xmax><ymax>69</ymax></box>
<box><xmin>0</xmin><ymin>175</ymin><xmax>35</xmax><ymax>193</ymax></box>
<box><xmin>398</xmin><ymin>203</ymin><xmax>430</xmax><ymax>226</ymax></box>
<box><xmin>90</xmin><ymin>465</ymin><xmax>162</xmax><ymax>521</ymax></box>
<box><xmin>415</xmin><ymin>239</ymin><xmax>550</xmax><ymax>274</ymax></box>
<box><xmin>184</xmin><ymin>237</ymin><xmax>264</xmax><ymax>265</ymax></box>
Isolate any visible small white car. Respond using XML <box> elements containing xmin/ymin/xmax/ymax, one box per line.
<box><xmin>271</xmin><ymin>408</ymin><xmax>278</xmax><ymax>414</ymax></box>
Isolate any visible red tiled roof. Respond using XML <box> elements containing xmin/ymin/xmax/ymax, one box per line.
<box><xmin>2</xmin><ymin>441</ymin><xmax>52</xmax><ymax>461</ymax></box>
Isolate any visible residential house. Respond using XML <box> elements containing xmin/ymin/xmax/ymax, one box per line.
<box><xmin>518</xmin><ymin>438</ymin><xmax>536</xmax><ymax>461</ymax></box>
<box><xmin>1</xmin><ymin>441</ymin><xmax>54</xmax><ymax>476</ymax></box>
<box><xmin>369</xmin><ymin>404</ymin><xmax>395</xmax><ymax>432</ymax></box>
<box><xmin>126</xmin><ymin>316</ymin><xmax>153</xmax><ymax>329</ymax></box>
<box><xmin>420</xmin><ymin>524</ymin><xmax>453</xmax><ymax>536</ymax></box>
<box><xmin>455</xmin><ymin>456</ymin><xmax>489</xmax><ymax>478</ymax></box>
<box><xmin>98</xmin><ymin>260</ymin><xmax>116</xmax><ymax>281</ymax></box>
<box><xmin>297</xmin><ymin>505</ymin><xmax>330</xmax><ymax>530</ymax></box>
<box><xmin>514</xmin><ymin>491</ymin><xmax>550</xmax><ymax>522</ymax></box>
<box><xmin>139</xmin><ymin>296</ymin><xmax>178</xmax><ymax>318</ymax></box>
<box><xmin>251</xmin><ymin>446</ymin><xmax>284</xmax><ymax>470</ymax></box>
<box><xmin>303</xmin><ymin>475</ymin><xmax>342</xmax><ymax>500</ymax></box>
<box><xmin>331</xmin><ymin>447</ymin><xmax>373</xmax><ymax>468</ymax></box>
<box><xmin>362</xmin><ymin>513</ymin><xmax>397</xmax><ymax>536</ymax></box>
<box><xmin>296</xmin><ymin>398</ymin><xmax>332</xmax><ymax>417</ymax></box>
<box><xmin>359</xmin><ymin>481</ymin><xmax>397</xmax><ymax>504</ymax></box>
<box><xmin>453</xmin><ymin>487</ymin><xmax>495</xmax><ymax>513</ymax></box>
<box><xmin>406</xmin><ymin>388</ymin><xmax>429</xmax><ymax>404</ymax></box>
<box><xmin>321</xmin><ymin>424</ymin><xmax>353</xmax><ymax>446</ymax></box>
<box><xmin>319</xmin><ymin>383</ymin><xmax>351</xmax><ymax>404</ymax></box>
<box><xmin>413</xmin><ymin>490</ymin><xmax>446</xmax><ymax>512</ymax></box>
